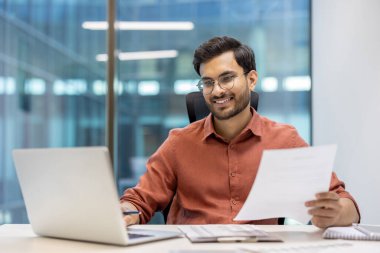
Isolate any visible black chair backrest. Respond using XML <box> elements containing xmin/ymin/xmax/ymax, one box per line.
<box><xmin>185</xmin><ymin>91</ymin><xmax>259</xmax><ymax>123</ymax></box>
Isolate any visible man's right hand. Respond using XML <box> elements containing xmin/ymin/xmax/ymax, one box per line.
<box><xmin>120</xmin><ymin>201</ymin><xmax>140</xmax><ymax>226</ymax></box>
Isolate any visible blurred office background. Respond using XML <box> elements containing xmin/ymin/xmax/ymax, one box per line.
<box><xmin>0</xmin><ymin>0</ymin><xmax>311</xmax><ymax>224</ymax></box>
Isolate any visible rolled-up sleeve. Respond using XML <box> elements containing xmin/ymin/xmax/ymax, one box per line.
<box><xmin>120</xmin><ymin>133</ymin><xmax>177</xmax><ymax>224</ymax></box>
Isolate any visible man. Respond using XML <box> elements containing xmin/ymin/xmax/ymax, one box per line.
<box><xmin>121</xmin><ymin>36</ymin><xmax>360</xmax><ymax>228</ymax></box>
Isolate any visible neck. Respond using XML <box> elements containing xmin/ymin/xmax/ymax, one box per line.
<box><xmin>213</xmin><ymin>105</ymin><xmax>252</xmax><ymax>142</ymax></box>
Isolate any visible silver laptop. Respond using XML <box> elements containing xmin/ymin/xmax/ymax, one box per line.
<box><xmin>13</xmin><ymin>147</ymin><xmax>181</xmax><ymax>246</ymax></box>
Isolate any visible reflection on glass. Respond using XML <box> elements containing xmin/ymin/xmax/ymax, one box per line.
<box><xmin>0</xmin><ymin>1</ymin><xmax>106</xmax><ymax>224</ymax></box>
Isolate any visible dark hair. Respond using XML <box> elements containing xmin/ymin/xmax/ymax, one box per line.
<box><xmin>193</xmin><ymin>36</ymin><xmax>256</xmax><ymax>76</ymax></box>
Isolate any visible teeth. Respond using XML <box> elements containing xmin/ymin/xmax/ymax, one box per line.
<box><xmin>215</xmin><ymin>98</ymin><xmax>231</xmax><ymax>104</ymax></box>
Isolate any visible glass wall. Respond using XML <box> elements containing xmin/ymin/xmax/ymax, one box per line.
<box><xmin>0</xmin><ymin>0</ymin><xmax>106</xmax><ymax>223</ymax></box>
<box><xmin>114</xmin><ymin>0</ymin><xmax>311</xmax><ymax>223</ymax></box>
<box><xmin>1</xmin><ymin>0</ymin><xmax>310</xmax><ymax>225</ymax></box>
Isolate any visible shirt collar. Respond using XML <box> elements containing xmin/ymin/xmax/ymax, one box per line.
<box><xmin>202</xmin><ymin>107</ymin><xmax>263</xmax><ymax>141</ymax></box>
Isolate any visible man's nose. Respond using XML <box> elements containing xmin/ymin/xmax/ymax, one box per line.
<box><xmin>211</xmin><ymin>81</ymin><xmax>225</xmax><ymax>95</ymax></box>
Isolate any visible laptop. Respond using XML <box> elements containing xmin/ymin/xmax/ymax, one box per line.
<box><xmin>12</xmin><ymin>147</ymin><xmax>181</xmax><ymax>246</ymax></box>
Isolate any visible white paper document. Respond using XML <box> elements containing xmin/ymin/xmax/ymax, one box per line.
<box><xmin>234</xmin><ymin>145</ymin><xmax>337</xmax><ymax>224</ymax></box>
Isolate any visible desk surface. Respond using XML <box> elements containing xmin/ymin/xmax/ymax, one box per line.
<box><xmin>1</xmin><ymin>224</ymin><xmax>379</xmax><ymax>253</ymax></box>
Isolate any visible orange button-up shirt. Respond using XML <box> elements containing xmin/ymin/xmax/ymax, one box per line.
<box><xmin>121</xmin><ymin>108</ymin><xmax>359</xmax><ymax>224</ymax></box>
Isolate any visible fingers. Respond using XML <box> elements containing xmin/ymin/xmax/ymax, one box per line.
<box><xmin>305</xmin><ymin>192</ymin><xmax>343</xmax><ymax>228</ymax></box>
<box><xmin>305</xmin><ymin>192</ymin><xmax>340</xmax><ymax>209</ymax></box>
<box><xmin>315</xmin><ymin>192</ymin><xmax>339</xmax><ymax>200</ymax></box>
<box><xmin>305</xmin><ymin>199</ymin><xmax>341</xmax><ymax>209</ymax></box>
<box><xmin>123</xmin><ymin>215</ymin><xmax>138</xmax><ymax>226</ymax></box>
<box><xmin>311</xmin><ymin>216</ymin><xmax>335</xmax><ymax>229</ymax></box>
<box><xmin>308</xmin><ymin>205</ymin><xmax>340</xmax><ymax>218</ymax></box>
<box><xmin>120</xmin><ymin>201</ymin><xmax>140</xmax><ymax>226</ymax></box>
<box><xmin>309</xmin><ymin>208</ymin><xmax>339</xmax><ymax>228</ymax></box>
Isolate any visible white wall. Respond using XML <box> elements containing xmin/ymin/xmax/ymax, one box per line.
<box><xmin>312</xmin><ymin>0</ymin><xmax>380</xmax><ymax>224</ymax></box>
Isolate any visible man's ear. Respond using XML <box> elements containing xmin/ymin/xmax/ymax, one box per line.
<box><xmin>247</xmin><ymin>70</ymin><xmax>258</xmax><ymax>91</ymax></box>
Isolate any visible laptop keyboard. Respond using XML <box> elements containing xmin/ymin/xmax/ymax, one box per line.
<box><xmin>179</xmin><ymin>224</ymin><xmax>267</xmax><ymax>238</ymax></box>
<box><xmin>127</xmin><ymin>233</ymin><xmax>153</xmax><ymax>239</ymax></box>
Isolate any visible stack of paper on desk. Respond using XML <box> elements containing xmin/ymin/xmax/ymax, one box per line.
<box><xmin>178</xmin><ymin>225</ymin><xmax>283</xmax><ymax>243</ymax></box>
<box><xmin>234</xmin><ymin>145</ymin><xmax>337</xmax><ymax>224</ymax></box>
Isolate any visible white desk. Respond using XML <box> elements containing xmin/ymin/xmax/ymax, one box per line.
<box><xmin>1</xmin><ymin>224</ymin><xmax>379</xmax><ymax>253</ymax></box>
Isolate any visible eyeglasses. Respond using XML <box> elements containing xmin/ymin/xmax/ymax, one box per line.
<box><xmin>197</xmin><ymin>72</ymin><xmax>247</xmax><ymax>95</ymax></box>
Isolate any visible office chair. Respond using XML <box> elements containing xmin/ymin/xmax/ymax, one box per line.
<box><xmin>185</xmin><ymin>91</ymin><xmax>259</xmax><ymax>123</ymax></box>
<box><xmin>162</xmin><ymin>91</ymin><xmax>285</xmax><ymax>225</ymax></box>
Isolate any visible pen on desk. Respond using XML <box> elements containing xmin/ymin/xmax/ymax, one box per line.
<box><xmin>353</xmin><ymin>223</ymin><xmax>372</xmax><ymax>236</ymax></box>
<box><xmin>123</xmin><ymin>210</ymin><xmax>141</xmax><ymax>215</ymax></box>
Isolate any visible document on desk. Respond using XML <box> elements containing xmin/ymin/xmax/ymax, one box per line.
<box><xmin>234</xmin><ymin>145</ymin><xmax>337</xmax><ymax>224</ymax></box>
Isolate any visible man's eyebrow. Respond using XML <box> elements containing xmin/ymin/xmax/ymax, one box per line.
<box><xmin>201</xmin><ymin>71</ymin><xmax>236</xmax><ymax>80</ymax></box>
<box><xmin>201</xmin><ymin>76</ymin><xmax>213</xmax><ymax>80</ymax></box>
<box><xmin>218</xmin><ymin>71</ymin><xmax>236</xmax><ymax>77</ymax></box>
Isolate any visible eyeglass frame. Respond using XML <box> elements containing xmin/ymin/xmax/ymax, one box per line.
<box><xmin>196</xmin><ymin>71</ymin><xmax>249</xmax><ymax>95</ymax></box>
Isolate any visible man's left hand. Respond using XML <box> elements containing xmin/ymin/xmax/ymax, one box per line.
<box><xmin>305</xmin><ymin>192</ymin><xmax>343</xmax><ymax>228</ymax></box>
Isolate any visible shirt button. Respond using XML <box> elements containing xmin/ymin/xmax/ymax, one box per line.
<box><xmin>229</xmin><ymin>145</ymin><xmax>234</xmax><ymax>150</ymax></box>
<box><xmin>230</xmin><ymin>172</ymin><xmax>236</xmax><ymax>177</ymax></box>
<box><xmin>231</xmin><ymin>199</ymin><xmax>237</xmax><ymax>205</ymax></box>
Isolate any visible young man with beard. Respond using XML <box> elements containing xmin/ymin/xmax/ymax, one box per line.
<box><xmin>121</xmin><ymin>36</ymin><xmax>360</xmax><ymax>228</ymax></box>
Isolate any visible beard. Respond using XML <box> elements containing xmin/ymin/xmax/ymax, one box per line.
<box><xmin>206</xmin><ymin>84</ymin><xmax>251</xmax><ymax>120</ymax></box>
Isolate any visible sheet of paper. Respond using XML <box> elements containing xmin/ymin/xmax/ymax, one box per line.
<box><xmin>234</xmin><ymin>145</ymin><xmax>337</xmax><ymax>224</ymax></box>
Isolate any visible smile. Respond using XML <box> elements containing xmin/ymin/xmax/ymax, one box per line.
<box><xmin>213</xmin><ymin>97</ymin><xmax>233</xmax><ymax>104</ymax></box>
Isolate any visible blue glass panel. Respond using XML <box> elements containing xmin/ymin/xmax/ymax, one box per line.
<box><xmin>0</xmin><ymin>0</ymin><xmax>107</xmax><ymax>224</ymax></box>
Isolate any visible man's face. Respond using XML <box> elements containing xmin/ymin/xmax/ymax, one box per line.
<box><xmin>199</xmin><ymin>51</ymin><xmax>257</xmax><ymax>120</ymax></box>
